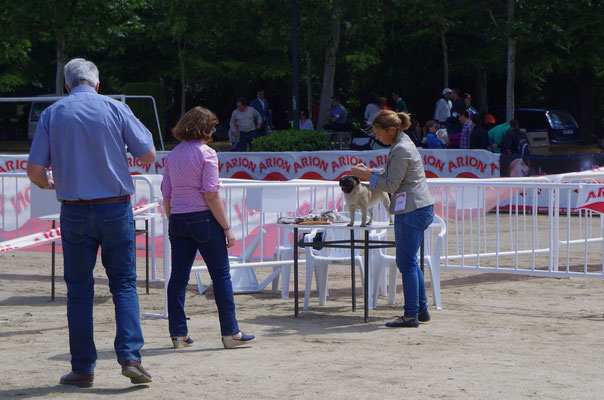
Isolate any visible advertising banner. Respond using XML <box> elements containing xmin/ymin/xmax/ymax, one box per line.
<box><xmin>153</xmin><ymin>149</ymin><xmax>500</xmax><ymax>181</ymax></box>
<box><xmin>500</xmin><ymin>154</ymin><xmax>604</xmax><ymax>213</ymax></box>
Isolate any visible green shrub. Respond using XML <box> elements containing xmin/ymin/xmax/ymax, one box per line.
<box><xmin>122</xmin><ymin>82</ymin><xmax>167</xmax><ymax>150</ymax></box>
<box><xmin>252</xmin><ymin>129</ymin><xmax>332</xmax><ymax>152</ymax></box>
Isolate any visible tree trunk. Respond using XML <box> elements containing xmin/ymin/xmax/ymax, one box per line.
<box><xmin>306</xmin><ymin>52</ymin><xmax>313</xmax><ymax>119</ymax></box>
<box><xmin>317</xmin><ymin>0</ymin><xmax>341</xmax><ymax>130</ymax></box>
<box><xmin>440</xmin><ymin>29</ymin><xmax>449</xmax><ymax>88</ymax></box>
<box><xmin>475</xmin><ymin>65</ymin><xmax>488</xmax><ymax>113</ymax></box>
<box><xmin>505</xmin><ymin>0</ymin><xmax>516</xmax><ymax>122</ymax></box>
<box><xmin>55</xmin><ymin>36</ymin><xmax>67</xmax><ymax>95</ymax></box>
<box><xmin>178</xmin><ymin>40</ymin><xmax>187</xmax><ymax>117</ymax></box>
<box><xmin>579</xmin><ymin>66</ymin><xmax>595</xmax><ymax>144</ymax></box>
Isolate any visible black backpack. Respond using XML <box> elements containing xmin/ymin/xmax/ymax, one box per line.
<box><xmin>518</xmin><ymin>136</ymin><xmax>531</xmax><ymax>156</ymax></box>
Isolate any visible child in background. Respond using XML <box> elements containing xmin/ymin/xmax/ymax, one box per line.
<box><xmin>422</xmin><ymin>120</ymin><xmax>448</xmax><ymax>148</ymax></box>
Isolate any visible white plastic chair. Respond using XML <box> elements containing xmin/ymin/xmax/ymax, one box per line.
<box><xmin>366</xmin><ymin>228</ymin><xmax>392</xmax><ymax>309</ymax></box>
<box><xmin>194</xmin><ymin>228</ymin><xmax>266</xmax><ymax>294</ymax></box>
<box><xmin>339</xmin><ymin>211</ymin><xmax>389</xmax><ymax>310</ymax></box>
<box><xmin>271</xmin><ymin>227</ymin><xmax>311</xmax><ymax>298</ymax></box>
<box><xmin>375</xmin><ymin>214</ymin><xmax>447</xmax><ymax>310</ymax></box>
<box><xmin>303</xmin><ymin>228</ymin><xmax>365</xmax><ymax>310</ymax></box>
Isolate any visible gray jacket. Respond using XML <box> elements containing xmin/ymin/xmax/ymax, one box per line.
<box><xmin>372</xmin><ymin>131</ymin><xmax>434</xmax><ymax>214</ymax></box>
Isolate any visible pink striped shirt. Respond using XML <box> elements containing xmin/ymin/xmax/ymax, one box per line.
<box><xmin>161</xmin><ymin>141</ymin><xmax>220</xmax><ymax>214</ymax></box>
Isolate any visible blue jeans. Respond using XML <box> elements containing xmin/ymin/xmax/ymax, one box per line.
<box><xmin>168</xmin><ymin>211</ymin><xmax>239</xmax><ymax>337</ymax></box>
<box><xmin>237</xmin><ymin>130</ymin><xmax>258</xmax><ymax>152</ymax></box>
<box><xmin>60</xmin><ymin>201</ymin><xmax>144</xmax><ymax>375</ymax></box>
<box><xmin>394</xmin><ymin>205</ymin><xmax>434</xmax><ymax>319</ymax></box>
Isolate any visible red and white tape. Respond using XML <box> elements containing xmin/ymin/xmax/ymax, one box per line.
<box><xmin>0</xmin><ymin>202</ymin><xmax>160</xmax><ymax>254</ymax></box>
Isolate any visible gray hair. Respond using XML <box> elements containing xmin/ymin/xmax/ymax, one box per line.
<box><xmin>64</xmin><ymin>58</ymin><xmax>99</xmax><ymax>88</ymax></box>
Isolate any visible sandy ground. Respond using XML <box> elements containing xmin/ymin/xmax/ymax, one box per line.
<box><xmin>1</xmin><ymin>242</ymin><xmax>604</xmax><ymax>400</ymax></box>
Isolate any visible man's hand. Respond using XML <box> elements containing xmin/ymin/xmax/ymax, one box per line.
<box><xmin>137</xmin><ymin>148</ymin><xmax>156</xmax><ymax>164</ymax></box>
<box><xmin>27</xmin><ymin>162</ymin><xmax>55</xmax><ymax>190</ymax></box>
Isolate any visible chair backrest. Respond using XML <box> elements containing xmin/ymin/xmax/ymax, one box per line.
<box><xmin>30</xmin><ymin>184</ymin><xmax>61</xmax><ymax>218</ymax></box>
<box><xmin>238</xmin><ymin>228</ymin><xmax>267</xmax><ymax>262</ymax></box>
<box><xmin>325</xmin><ymin>228</ymin><xmax>361</xmax><ymax>258</ymax></box>
<box><xmin>303</xmin><ymin>229</ymin><xmax>328</xmax><ymax>258</ymax></box>
<box><xmin>423</xmin><ymin>214</ymin><xmax>447</xmax><ymax>264</ymax></box>
<box><xmin>339</xmin><ymin>211</ymin><xmax>388</xmax><ymax>256</ymax></box>
<box><xmin>369</xmin><ymin>228</ymin><xmax>389</xmax><ymax>256</ymax></box>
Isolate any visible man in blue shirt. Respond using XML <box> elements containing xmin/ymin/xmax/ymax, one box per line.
<box><xmin>324</xmin><ymin>96</ymin><xmax>348</xmax><ymax>132</ymax></box>
<box><xmin>249</xmin><ymin>89</ymin><xmax>272</xmax><ymax>136</ymax></box>
<box><xmin>27</xmin><ymin>58</ymin><xmax>156</xmax><ymax>388</ymax></box>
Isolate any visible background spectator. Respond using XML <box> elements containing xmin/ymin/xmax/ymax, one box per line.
<box><xmin>229</xmin><ymin>98</ymin><xmax>261</xmax><ymax>152</ymax></box>
<box><xmin>404</xmin><ymin>118</ymin><xmax>423</xmax><ymax>147</ymax></box>
<box><xmin>363</xmin><ymin>94</ymin><xmax>381</xmax><ymax>127</ymax></box>
<box><xmin>250</xmin><ymin>89</ymin><xmax>272</xmax><ymax>136</ymax></box>
<box><xmin>470</xmin><ymin>114</ymin><xmax>490</xmax><ymax>150</ymax></box>
<box><xmin>502</xmin><ymin>118</ymin><xmax>530</xmax><ymax>154</ymax></box>
<box><xmin>299</xmin><ymin>108</ymin><xmax>313</xmax><ymax>130</ymax></box>
<box><xmin>392</xmin><ymin>90</ymin><xmax>407</xmax><ymax>112</ymax></box>
<box><xmin>464</xmin><ymin>93</ymin><xmax>479</xmax><ymax>117</ymax></box>
<box><xmin>434</xmin><ymin>88</ymin><xmax>452</xmax><ymax>127</ymax></box>
<box><xmin>380</xmin><ymin>96</ymin><xmax>393</xmax><ymax>111</ymax></box>
<box><xmin>422</xmin><ymin>120</ymin><xmax>447</xmax><ymax>148</ymax></box>
<box><xmin>458</xmin><ymin>110</ymin><xmax>472</xmax><ymax>149</ymax></box>
<box><xmin>488</xmin><ymin>121</ymin><xmax>510</xmax><ymax>154</ymax></box>
<box><xmin>323</xmin><ymin>96</ymin><xmax>348</xmax><ymax>131</ymax></box>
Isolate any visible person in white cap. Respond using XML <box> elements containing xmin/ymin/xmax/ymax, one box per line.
<box><xmin>434</xmin><ymin>88</ymin><xmax>453</xmax><ymax>127</ymax></box>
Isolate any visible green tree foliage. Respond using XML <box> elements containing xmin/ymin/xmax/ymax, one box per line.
<box><xmin>0</xmin><ymin>0</ymin><xmax>602</xmax><ymax>139</ymax></box>
<box><xmin>122</xmin><ymin>82</ymin><xmax>167</xmax><ymax>147</ymax></box>
<box><xmin>0</xmin><ymin>5</ymin><xmax>31</xmax><ymax>92</ymax></box>
<box><xmin>252</xmin><ymin>129</ymin><xmax>332</xmax><ymax>152</ymax></box>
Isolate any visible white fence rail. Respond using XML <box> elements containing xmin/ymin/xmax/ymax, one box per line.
<box><xmin>428</xmin><ymin>177</ymin><xmax>604</xmax><ymax>283</ymax></box>
<box><xmin>3</xmin><ymin>172</ymin><xmax>604</xmax><ymax>312</ymax></box>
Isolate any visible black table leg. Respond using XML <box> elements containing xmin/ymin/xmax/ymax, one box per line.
<box><xmin>350</xmin><ymin>229</ymin><xmax>356</xmax><ymax>312</ymax></box>
<box><xmin>293</xmin><ymin>227</ymin><xmax>299</xmax><ymax>317</ymax></box>
<box><xmin>51</xmin><ymin>220</ymin><xmax>55</xmax><ymax>301</ymax></box>
<box><xmin>364</xmin><ymin>230</ymin><xmax>369</xmax><ymax>323</ymax></box>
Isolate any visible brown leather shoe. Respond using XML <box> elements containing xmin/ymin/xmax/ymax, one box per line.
<box><xmin>121</xmin><ymin>360</ymin><xmax>152</xmax><ymax>384</ymax></box>
<box><xmin>59</xmin><ymin>371</ymin><xmax>94</xmax><ymax>388</ymax></box>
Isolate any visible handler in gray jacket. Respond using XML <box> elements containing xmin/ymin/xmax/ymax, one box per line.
<box><xmin>352</xmin><ymin>110</ymin><xmax>434</xmax><ymax>328</ymax></box>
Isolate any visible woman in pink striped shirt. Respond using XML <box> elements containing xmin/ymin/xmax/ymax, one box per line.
<box><xmin>161</xmin><ymin>106</ymin><xmax>255</xmax><ymax>349</ymax></box>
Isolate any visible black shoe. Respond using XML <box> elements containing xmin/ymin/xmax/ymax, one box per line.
<box><xmin>59</xmin><ymin>371</ymin><xmax>94</xmax><ymax>388</ymax></box>
<box><xmin>418</xmin><ymin>310</ymin><xmax>431</xmax><ymax>322</ymax></box>
<box><xmin>385</xmin><ymin>317</ymin><xmax>419</xmax><ymax>328</ymax></box>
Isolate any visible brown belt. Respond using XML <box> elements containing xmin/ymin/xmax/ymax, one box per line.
<box><xmin>62</xmin><ymin>195</ymin><xmax>130</xmax><ymax>205</ymax></box>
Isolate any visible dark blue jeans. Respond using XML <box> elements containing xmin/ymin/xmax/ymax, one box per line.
<box><xmin>237</xmin><ymin>130</ymin><xmax>258</xmax><ymax>152</ymax></box>
<box><xmin>168</xmin><ymin>211</ymin><xmax>239</xmax><ymax>337</ymax></box>
<box><xmin>60</xmin><ymin>201</ymin><xmax>144</xmax><ymax>375</ymax></box>
<box><xmin>394</xmin><ymin>205</ymin><xmax>434</xmax><ymax>319</ymax></box>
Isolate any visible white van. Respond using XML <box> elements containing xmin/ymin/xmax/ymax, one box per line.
<box><xmin>5</xmin><ymin>93</ymin><xmax>163</xmax><ymax>149</ymax></box>
<box><xmin>27</xmin><ymin>95</ymin><xmax>64</xmax><ymax>143</ymax></box>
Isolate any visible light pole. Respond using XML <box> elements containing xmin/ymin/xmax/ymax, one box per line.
<box><xmin>291</xmin><ymin>0</ymin><xmax>300</xmax><ymax>130</ymax></box>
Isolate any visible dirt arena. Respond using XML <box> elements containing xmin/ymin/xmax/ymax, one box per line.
<box><xmin>1</xmin><ymin>245</ymin><xmax>603</xmax><ymax>400</ymax></box>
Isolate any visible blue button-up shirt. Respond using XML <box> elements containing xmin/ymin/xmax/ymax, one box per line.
<box><xmin>329</xmin><ymin>104</ymin><xmax>347</xmax><ymax>124</ymax></box>
<box><xmin>28</xmin><ymin>85</ymin><xmax>155</xmax><ymax>201</ymax></box>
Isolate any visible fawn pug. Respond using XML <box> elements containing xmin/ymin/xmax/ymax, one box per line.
<box><xmin>339</xmin><ymin>175</ymin><xmax>392</xmax><ymax>227</ymax></box>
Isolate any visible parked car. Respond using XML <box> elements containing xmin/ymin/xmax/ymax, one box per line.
<box><xmin>495</xmin><ymin>108</ymin><xmax>580</xmax><ymax>144</ymax></box>
<box><xmin>27</xmin><ymin>95</ymin><xmax>61</xmax><ymax>143</ymax></box>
